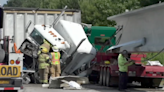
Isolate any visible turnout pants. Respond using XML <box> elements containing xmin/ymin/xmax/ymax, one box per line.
<box><xmin>39</xmin><ymin>67</ymin><xmax>49</xmax><ymax>84</ymax></box>
<box><xmin>119</xmin><ymin>71</ymin><xmax>128</xmax><ymax>90</ymax></box>
<box><xmin>50</xmin><ymin>64</ymin><xmax>61</xmax><ymax>77</ymax></box>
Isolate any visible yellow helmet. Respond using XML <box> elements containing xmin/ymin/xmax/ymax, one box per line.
<box><xmin>39</xmin><ymin>46</ymin><xmax>49</xmax><ymax>53</ymax></box>
<box><xmin>104</xmin><ymin>61</ymin><xmax>110</xmax><ymax>64</ymax></box>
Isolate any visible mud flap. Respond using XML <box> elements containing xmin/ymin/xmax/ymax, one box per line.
<box><xmin>159</xmin><ymin>78</ymin><xmax>164</xmax><ymax>87</ymax></box>
<box><xmin>151</xmin><ymin>78</ymin><xmax>164</xmax><ymax>87</ymax></box>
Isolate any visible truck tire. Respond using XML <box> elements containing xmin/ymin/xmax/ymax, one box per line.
<box><xmin>103</xmin><ymin>67</ymin><xmax>106</xmax><ymax>86</ymax></box>
<box><xmin>106</xmin><ymin>68</ymin><xmax>110</xmax><ymax>87</ymax></box>
<box><xmin>141</xmin><ymin>78</ymin><xmax>153</xmax><ymax>88</ymax></box>
<box><xmin>99</xmin><ymin>67</ymin><xmax>103</xmax><ymax>85</ymax></box>
<box><xmin>22</xmin><ymin>74</ymin><xmax>31</xmax><ymax>84</ymax></box>
<box><xmin>34</xmin><ymin>72</ymin><xmax>41</xmax><ymax>84</ymax></box>
<box><xmin>141</xmin><ymin>82</ymin><xmax>149</xmax><ymax>88</ymax></box>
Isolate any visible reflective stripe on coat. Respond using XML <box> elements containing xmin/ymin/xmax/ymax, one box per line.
<box><xmin>51</xmin><ymin>52</ymin><xmax>60</xmax><ymax>65</ymax></box>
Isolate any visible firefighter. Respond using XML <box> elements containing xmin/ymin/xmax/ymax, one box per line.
<box><xmin>37</xmin><ymin>41</ymin><xmax>50</xmax><ymax>85</ymax></box>
<box><xmin>50</xmin><ymin>46</ymin><xmax>61</xmax><ymax>79</ymax></box>
<box><xmin>118</xmin><ymin>50</ymin><xmax>134</xmax><ymax>91</ymax></box>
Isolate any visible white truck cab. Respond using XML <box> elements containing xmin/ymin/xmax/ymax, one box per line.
<box><xmin>30</xmin><ymin>25</ymin><xmax>70</xmax><ymax>49</ymax></box>
<box><xmin>20</xmin><ymin>24</ymin><xmax>70</xmax><ymax>58</ymax></box>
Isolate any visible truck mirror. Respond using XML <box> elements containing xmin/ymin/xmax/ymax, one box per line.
<box><xmin>0</xmin><ymin>8</ymin><xmax>3</xmax><ymax>28</ymax></box>
<box><xmin>25</xmin><ymin>21</ymin><xmax>32</xmax><ymax>33</ymax></box>
<box><xmin>52</xmin><ymin>5</ymin><xmax>67</xmax><ymax>27</ymax></box>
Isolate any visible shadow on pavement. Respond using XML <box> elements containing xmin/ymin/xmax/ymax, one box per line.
<box><xmin>82</xmin><ymin>84</ymin><xmax>163</xmax><ymax>92</ymax></box>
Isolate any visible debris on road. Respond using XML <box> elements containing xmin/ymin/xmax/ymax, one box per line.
<box><xmin>48</xmin><ymin>76</ymin><xmax>89</xmax><ymax>89</ymax></box>
<box><xmin>60</xmin><ymin>80</ymin><xmax>82</xmax><ymax>90</ymax></box>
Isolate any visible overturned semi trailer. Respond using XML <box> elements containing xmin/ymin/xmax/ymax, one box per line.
<box><xmin>54</xmin><ymin>20</ymin><xmax>96</xmax><ymax>76</ymax></box>
<box><xmin>107</xmin><ymin>2</ymin><xmax>164</xmax><ymax>53</ymax></box>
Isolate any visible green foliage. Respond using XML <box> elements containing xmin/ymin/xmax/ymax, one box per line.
<box><xmin>3</xmin><ymin>0</ymin><xmax>141</xmax><ymax>26</ymax></box>
<box><xmin>146</xmin><ymin>53</ymin><xmax>164</xmax><ymax>65</ymax></box>
<box><xmin>4</xmin><ymin>0</ymin><xmax>163</xmax><ymax>26</ymax></box>
<box><xmin>140</xmin><ymin>53</ymin><xmax>164</xmax><ymax>65</ymax></box>
<box><xmin>3</xmin><ymin>0</ymin><xmax>23</xmax><ymax>7</ymax></box>
<box><xmin>139</xmin><ymin>0</ymin><xmax>164</xmax><ymax>7</ymax></box>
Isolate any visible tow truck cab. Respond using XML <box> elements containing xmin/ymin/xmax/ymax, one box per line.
<box><xmin>0</xmin><ymin>7</ymin><xmax>23</xmax><ymax>92</ymax></box>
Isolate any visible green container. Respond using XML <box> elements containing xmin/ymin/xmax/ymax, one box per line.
<box><xmin>84</xmin><ymin>26</ymin><xmax>116</xmax><ymax>52</ymax></box>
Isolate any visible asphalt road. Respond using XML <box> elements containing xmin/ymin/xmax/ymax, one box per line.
<box><xmin>20</xmin><ymin>84</ymin><xmax>164</xmax><ymax>92</ymax></box>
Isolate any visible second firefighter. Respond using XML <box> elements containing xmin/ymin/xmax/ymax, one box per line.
<box><xmin>50</xmin><ymin>46</ymin><xmax>61</xmax><ymax>79</ymax></box>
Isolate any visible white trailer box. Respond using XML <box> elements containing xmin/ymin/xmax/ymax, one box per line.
<box><xmin>54</xmin><ymin>20</ymin><xmax>96</xmax><ymax>75</ymax></box>
<box><xmin>3</xmin><ymin>7</ymin><xmax>81</xmax><ymax>53</ymax></box>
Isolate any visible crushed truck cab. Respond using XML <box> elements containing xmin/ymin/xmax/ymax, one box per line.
<box><xmin>19</xmin><ymin>20</ymin><xmax>96</xmax><ymax>76</ymax></box>
<box><xmin>19</xmin><ymin>6</ymin><xmax>96</xmax><ymax>77</ymax></box>
<box><xmin>20</xmin><ymin>24</ymin><xmax>70</xmax><ymax>58</ymax></box>
<box><xmin>31</xmin><ymin>25</ymin><xmax>70</xmax><ymax>49</ymax></box>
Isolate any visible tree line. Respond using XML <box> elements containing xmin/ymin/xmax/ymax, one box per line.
<box><xmin>3</xmin><ymin>0</ymin><xmax>164</xmax><ymax>26</ymax></box>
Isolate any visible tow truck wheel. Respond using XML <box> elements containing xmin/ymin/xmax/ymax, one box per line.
<box><xmin>106</xmin><ymin>68</ymin><xmax>110</xmax><ymax>87</ymax></box>
<box><xmin>103</xmin><ymin>67</ymin><xmax>106</xmax><ymax>86</ymax></box>
<box><xmin>22</xmin><ymin>74</ymin><xmax>31</xmax><ymax>84</ymax></box>
<box><xmin>99</xmin><ymin>67</ymin><xmax>103</xmax><ymax>85</ymax></box>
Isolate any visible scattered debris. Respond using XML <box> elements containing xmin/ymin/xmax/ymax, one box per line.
<box><xmin>146</xmin><ymin>61</ymin><xmax>163</xmax><ymax>66</ymax></box>
<box><xmin>48</xmin><ymin>76</ymin><xmax>89</xmax><ymax>89</ymax></box>
<box><xmin>61</xmin><ymin>80</ymin><xmax>82</xmax><ymax>90</ymax></box>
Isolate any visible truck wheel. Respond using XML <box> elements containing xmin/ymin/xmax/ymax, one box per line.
<box><xmin>34</xmin><ymin>72</ymin><xmax>41</xmax><ymax>84</ymax></box>
<box><xmin>30</xmin><ymin>74</ymin><xmax>35</xmax><ymax>83</ymax></box>
<box><xmin>106</xmin><ymin>68</ymin><xmax>110</xmax><ymax>87</ymax></box>
<box><xmin>141</xmin><ymin>78</ymin><xmax>153</xmax><ymax>88</ymax></box>
<box><xmin>141</xmin><ymin>82</ymin><xmax>149</xmax><ymax>88</ymax></box>
<box><xmin>103</xmin><ymin>67</ymin><xmax>106</xmax><ymax>86</ymax></box>
<box><xmin>22</xmin><ymin>74</ymin><xmax>31</xmax><ymax>84</ymax></box>
<box><xmin>99</xmin><ymin>67</ymin><xmax>103</xmax><ymax>85</ymax></box>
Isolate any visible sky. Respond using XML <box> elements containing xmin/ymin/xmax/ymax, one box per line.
<box><xmin>0</xmin><ymin>0</ymin><xmax>8</xmax><ymax>6</ymax></box>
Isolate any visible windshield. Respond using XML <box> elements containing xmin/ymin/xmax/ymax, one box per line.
<box><xmin>94</xmin><ymin>37</ymin><xmax>110</xmax><ymax>45</ymax></box>
<box><xmin>30</xmin><ymin>28</ymin><xmax>44</xmax><ymax>45</ymax></box>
